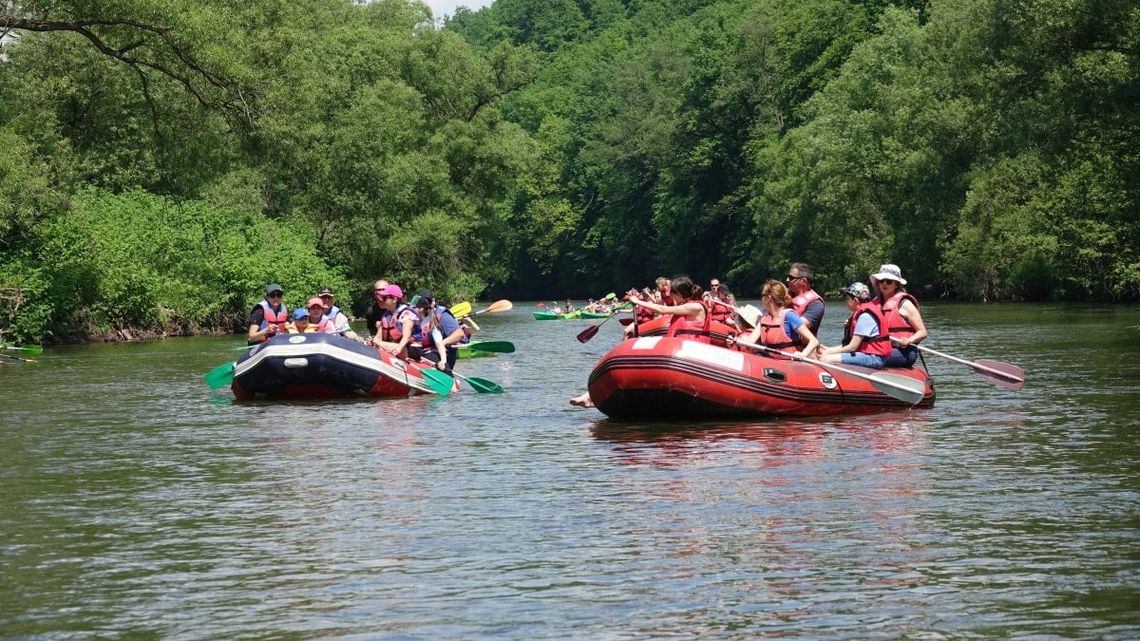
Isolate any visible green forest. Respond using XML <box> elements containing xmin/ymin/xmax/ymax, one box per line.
<box><xmin>1</xmin><ymin>0</ymin><xmax>1136</xmax><ymax>343</ymax></box>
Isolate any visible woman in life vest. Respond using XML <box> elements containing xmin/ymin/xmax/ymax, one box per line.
<box><xmin>303</xmin><ymin>298</ymin><xmax>337</xmax><ymax>333</ymax></box>
<box><xmin>371</xmin><ymin>284</ymin><xmax>418</xmax><ymax>357</ymax></box>
<box><xmin>732</xmin><ymin>279</ymin><xmax>819</xmax><ymax>359</ymax></box>
<box><xmin>870</xmin><ymin>264</ymin><xmax>927</xmax><ymax>368</ymax></box>
<box><xmin>625</xmin><ymin>276</ymin><xmax>709</xmax><ymax>342</ymax></box>
<box><xmin>247</xmin><ymin>283</ymin><xmax>289</xmax><ymax>344</ymax></box>
<box><xmin>819</xmin><ymin>282</ymin><xmax>891</xmax><ymax>368</ymax></box>
<box><xmin>409</xmin><ymin>290</ymin><xmax>463</xmax><ymax>370</ymax></box>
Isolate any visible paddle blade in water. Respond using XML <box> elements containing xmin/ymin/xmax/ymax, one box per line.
<box><xmin>466</xmin><ymin>341</ymin><xmax>515</xmax><ymax>354</ymax></box>
<box><xmin>868</xmin><ymin>372</ymin><xmax>927</xmax><ymax>405</ymax></box>
<box><xmin>2</xmin><ymin>344</ymin><xmax>44</xmax><ymax>355</ymax></box>
<box><xmin>465</xmin><ymin>376</ymin><xmax>504</xmax><ymax>394</ymax></box>
<box><xmin>204</xmin><ymin>361</ymin><xmax>235</xmax><ymax>389</ymax></box>
<box><xmin>420</xmin><ymin>367</ymin><xmax>453</xmax><ymax>396</ymax></box>
<box><xmin>449</xmin><ymin>301</ymin><xmax>473</xmax><ymax>319</ymax></box>
<box><xmin>576</xmin><ymin>324</ymin><xmax>601</xmax><ymax>343</ymax></box>
<box><xmin>974</xmin><ymin>359</ymin><xmax>1025</xmax><ymax>391</ymax></box>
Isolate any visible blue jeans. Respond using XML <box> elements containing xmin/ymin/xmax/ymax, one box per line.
<box><xmin>840</xmin><ymin>352</ymin><xmax>885</xmax><ymax>369</ymax></box>
<box><xmin>882</xmin><ymin>346</ymin><xmax>918</xmax><ymax>368</ymax></box>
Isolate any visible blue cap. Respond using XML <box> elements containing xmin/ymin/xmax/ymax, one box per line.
<box><xmin>266</xmin><ymin>283</ymin><xmax>284</xmax><ymax>294</ymax></box>
<box><xmin>292</xmin><ymin>308</ymin><xmax>309</xmax><ymax>320</ymax></box>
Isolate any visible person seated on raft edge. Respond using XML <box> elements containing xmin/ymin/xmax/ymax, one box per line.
<box><xmin>316</xmin><ymin>286</ymin><xmax>364</xmax><ymax>343</ymax></box>
<box><xmin>870</xmin><ymin>263</ymin><xmax>928</xmax><ymax>368</ymax></box>
<box><xmin>571</xmin><ymin>276</ymin><xmax>707</xmax><ymax>407</ymax></box>
<box><xmin>449</xmin><ymin>294</ymin><xmax>480</xmax><ymax>343</ymax></box>
<box><xmin>248</xmin><ymin>283</ymin><xmax>289</xmax><ymax>344</ymax></box>
<box><xmin>727</xmin><ymin>279</ymin><xmax>819</xmax><ymax>360</ymax></box>
<box><xmin>407</xmin><ymin>289</ymin><xmax>464</xmax><ymax>372</ymax></box>
<box><xmin>371</xmin><ymin>283</ymin><xmax>417</xmax><ymax>356</ymax></box>
<box><xmin>818</xmin><ymin>282</ymin><xmax>890</xmax><ymax>369</ymax></box>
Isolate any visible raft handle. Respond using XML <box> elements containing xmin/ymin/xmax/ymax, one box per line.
<box><xmin>762</xmin><ymin>368</ymin><xmax>787</xmax><ymax>383</ymax></box>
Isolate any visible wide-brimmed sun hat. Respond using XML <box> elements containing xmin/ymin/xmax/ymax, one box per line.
<box><xmin>841</xmin><ymin>282</ymin><xmax>871</xmax><ymax>300</ymax></box>
<box><xmin>869</xmin><ymin>264</ymin><xmax>907</xmax><ymax>285</ymax></box>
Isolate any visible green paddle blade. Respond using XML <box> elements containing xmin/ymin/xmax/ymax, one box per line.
<box><xmin>0</xmin><ymin>352</ymin><xmax>35</xmax><ymax>363</ymax></box>
<box><xmin>465</xmin><ymin>340</ymin><xmax>516</xmax><ymax>354</ymax></box>
<box><xmin>2</xmin><ymin>343</ymin><xmax>43</xmax><ymax>355</ymax></box>
<box><xmin>419</xmin><ymin>367</ymin><xmax>453</xmax><ymax>396</ymax></box>
<box><xmin>204</xmin><ymin>361</ymin><xmax>235</xmax><ymax>389</ymax></box>
<box><xmin>461</xmin><ymin>375</ymin><xmax>504</xmax><ymax>394</ymax></box>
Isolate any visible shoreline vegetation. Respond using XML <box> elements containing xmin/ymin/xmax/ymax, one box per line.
<box><xmin>2</xmin><ymin>0</ymin><xmax>1136</xmax><ymax>345</ymax></box>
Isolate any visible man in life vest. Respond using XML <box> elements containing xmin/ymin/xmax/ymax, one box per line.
<box><xmin>247</xmin><ymin>283</ymin><xmax>289</xmax><ymax>344</ymax></box>
<box><xmin>870</xmin><ymin>263</ymin><xmax>928</xmax><ymax>368</ymax></box>
<box><xmin>316</xmin><ymin>286</ymin><xmax>364</xmax><ymax>342</ymax></box>
<box><xmin>786</xmin><ymin>262</ymin><xmax>825</xmax><ymax>335</ymax></box>
<box><xmin>818</xmin><ymin>282</ymin><xmax>891</xmax><ymax>368</ymax></box>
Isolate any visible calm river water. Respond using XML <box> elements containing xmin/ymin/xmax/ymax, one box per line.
<box><xmin>2</xmin><ymin>302</ymin><xmax>1139</xmax><ymax>639</ymax></box>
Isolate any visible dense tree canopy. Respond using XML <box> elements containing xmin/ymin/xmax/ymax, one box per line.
<box><xmin>1</xmin><ymin>0</ymin><xmax>1136</xmax><ymax>342</ymax></box>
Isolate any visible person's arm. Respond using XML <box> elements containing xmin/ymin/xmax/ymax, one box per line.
<box><xmin>438</xmin><ymin>311</ymin><xmax>465</xmax><ymax>348</ymax></box>
<box><xmin>430</xmin><ymin>329</ymin><xmax>450</xmax><ymax>369</ymax></box>
<box><xmin>630</xmin><ymin>296</ymin><xmax>701</xmax><ymax>318</ymax></box>
<box><xmin>801</xmin><ymin>299</ymin><xmax>824</xmax><ymax>335</ymax></box>
<box><xmin>247</xmin><ymin>308</ymin><xmax>272</xmax><ymax>344</ymax></box>
<box><xmin>463</xmin><ymin>316</ymin><xmax>480</xmax><ymax>333</ymax></box>
<box><xmin>334</xmin><ymin>312</ymin><xmax>361</xmax><ymax>341</ymax></box>
<box><xmin>896</xmin><ymin>300</ymin><xmax>928</xmax><ymax>346</ymax></box>
<box><xmin>786</xmin><ymin>312</ymin><xmax>819</xmax><ymax>358</ymax></box>
<box><xmin>389</xmin><ymin>313</ymin><xmax>415</xmax><ymax>355</ymax></box>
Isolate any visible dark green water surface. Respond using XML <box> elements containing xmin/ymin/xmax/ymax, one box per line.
<box><xmin>2</xmin><ymin>303</ymin><xmax>1138</xmax><ymax>639</ymax></box>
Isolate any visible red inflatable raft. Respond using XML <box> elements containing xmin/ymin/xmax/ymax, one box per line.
<box><xmin>231</xmin><ymin>333</ymin><xmax>442</xmax><ymax>400</ymax></box>
<box><xmin>587</xmin><ymin>335</ymin><xmax>935</xmax><ymax>420</ymax></box>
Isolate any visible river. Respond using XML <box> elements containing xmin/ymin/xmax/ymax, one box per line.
<box><xmin>2</xmin><ymin>302</ymin><xmax>1138</xmax><ymax>639</ymax></box>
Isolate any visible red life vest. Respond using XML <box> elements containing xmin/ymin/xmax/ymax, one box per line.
<box><xmin>759</xmin><ymin>307</ymin><xmax>799</xmax><ymax>352</ymax></box>
<box><xmin>842</xmin><ymin>302</ymin><xmax>892</xmax><ymax>356</ymax></box>
<box><xmin>635</xmin><ymin>305</ymin><xmax>656</xmax><ymax>324</ymax></box>
<box><xmin>879</xmin><ymin>291</ymin><xmax>919</xmax><ymax>339</ymax></box>
<box><xmin>792</xmin><ymin>289</ymin><xmax>823</xmax><ymax>330</ymax></box>
<box><xmin>665</xmin><ymin>299</ymin><xmax>711</xmax><ymax>344</ymax></box>
<box><xmin>379</xmin><ymin>304</ymin><xmax>414</xmax><ymax>342</ymax></box>
<box><xmin>709</xmin><ymin>300</ymin><xmax>732</xmax><ymax>324</ymax></box>
<box><xmin>257</xmin><ymin>299</ymin><xmax>289</xmax><ymax>341</ymax></box>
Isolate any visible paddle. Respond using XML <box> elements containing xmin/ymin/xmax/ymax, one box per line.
<box><xmin>204</xmin><ymin>361</ymin><xmax>235</xmax><ymax>389</ymax></box>
<box><xmin>412</xmin><ymin>360</ymin><xmax>454</xmax><ymax>396</ymax></box>
<box><xmin>464</xmin><ymin>340</ymin><xmax>516</xmax><ymax>353</ymax></box>
<box><xmin>576</xmin><ymin>305</ymin><xmax>633</xmax><ymax>343</ymax></box>
<box><xmin>1</xmin><ymin>343</ymin><xmax>44</xmax><ymax>355</ymax></box>
<box><xmin>0</xmin><ymin>352</ymin><xmax>36</xmax><ymax>363</ymax></box>
<box><xmin>450</xmin><ymin>371</ymin><xmax>504</xmax><ymax>394</ymax></box>
<box><xmin>734</xmin><ymin>338</ymin><xmax>927</xmax><ymax>405</ymax></box>
<box><xmin>894</xmin><ymin>339</ymin><xmax>1025</xmax><ymax>391</ymax></box>
<box><xmin>449</xmin><ymin>301</ymin><xmax>472</xmax><ymax>318</ymax></box>
<box><xmin>708</xmin><ymin>299</ymin><xmax>762</xmax><ymax>328</ymax></box>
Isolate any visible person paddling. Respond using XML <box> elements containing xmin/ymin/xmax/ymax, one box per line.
<box><xmin>870</xmin><ymin>264</ymin><xmax>928</xmax><ymax>368</ymax></box>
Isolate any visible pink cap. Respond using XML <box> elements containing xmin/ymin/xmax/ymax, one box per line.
<box><xmin>307</xmin><ymin>297</ymin><xmax>326</xmax><ymax>309</ymax></box>
<box><xmin>379</xmin><ymin>284</ymin><xmax>404</xmax><ymax>298</ymax></box>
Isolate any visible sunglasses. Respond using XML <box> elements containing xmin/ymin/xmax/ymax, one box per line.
<box><xmin>379</xmin><ymin>295</ymin><xmax>396</xmax><ymax>300</ymax></box>
<box><xmin>267</xmin><ymin>291</ymin><xmax>283</xmax><ymax>297</ymax></box>
<box><xmin>784</xmin><ymin>274</ymin><xmax>801</xmax><ymax>281</ymax></box>
<box><xmin>711</xmin><ymin>284</ymin><xmax>720</xmax><ymax>289</ymax></box>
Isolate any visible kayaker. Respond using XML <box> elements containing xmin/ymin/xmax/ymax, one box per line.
<box><xmin>870</xmin><ymin>264</ymin><xmax>928</xmax><ymax>367</ymax></box>
<box><xmin>317</xmin><ymin>286</ymin><xmax>363</xmax><ymax>343</ymax></box>
<box><xmin>730</xmin><ymin>279</ymin><xmax>819</xmax><ymax>359</ymax></box>
<box><xmin>786</xmin><ymin>262</ymin><xmax>825</xmax><ymax>335</ymax></box>
<box><xmin>247</xmin><ymin>283</ymin><xmax>289</xmax><ymax>344</ymax></box>
<box><xmin>818</xmin><ymin>282</ymin><xmax>890</xmax><ymax>368</ymax></box>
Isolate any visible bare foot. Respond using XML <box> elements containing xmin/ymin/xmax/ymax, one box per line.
<box><xmin>569</xmin><ymin>392</ymin><xmax>594</xmax><ymax>408</ymax></box>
